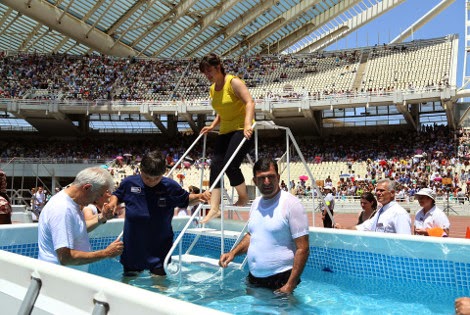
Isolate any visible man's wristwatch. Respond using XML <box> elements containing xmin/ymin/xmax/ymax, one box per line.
<box><xmin>98</xmin><ymin>213</ymin><xmax>107</xmax><ymax>224</ymax></box>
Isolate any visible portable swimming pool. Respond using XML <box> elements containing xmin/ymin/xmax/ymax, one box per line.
<box><xmin>0</xmin><ymin>218</ymin><xmax>469</xmax><ymax>314</ymax></box>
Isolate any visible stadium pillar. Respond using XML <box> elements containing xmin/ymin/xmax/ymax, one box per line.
<box><xmin>197</xmin><ymin>114</ymin><xmax>206</xmax><ymax>131</ymax></box>
<box><xmin>77</xmin><ymin>114</ymin><xmax>90</xmax><ymax>134</ymax></box>
<box><xmin>314</xmin><ymin>110</ymin><xmax>323</xmax><ymax>136</ymax></box>
<box><xmin>167</xmin><ymin>114</ymin><xmax>178</xmax><ymax>138</ymax></box>
<box><xmin>410</xmin><ymin>104</ymin><xmax>419</xmax><ymax>131</ymax></box>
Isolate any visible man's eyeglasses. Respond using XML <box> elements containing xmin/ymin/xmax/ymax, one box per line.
<box><xmin>255</xmin><ymin>174</ymin><xmax>278</xmax><ymax>182</ymax></box>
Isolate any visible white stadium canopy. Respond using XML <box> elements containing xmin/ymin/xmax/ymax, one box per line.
<box><xmin>0</xmin><ymin>0</ymin><xmax>455</xmax><ymax>58</ymax></box>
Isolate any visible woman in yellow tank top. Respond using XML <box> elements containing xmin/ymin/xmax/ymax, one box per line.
<box><xmin>199</xmin><ymin>53</ymin><xmax>255</xmax><ymax>223</ymax></box>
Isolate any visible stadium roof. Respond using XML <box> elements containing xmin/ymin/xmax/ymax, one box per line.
<box><xmin>0</xmin><ymin>0</ymin><xmax>456</xmax><ymax>59</ymax></box>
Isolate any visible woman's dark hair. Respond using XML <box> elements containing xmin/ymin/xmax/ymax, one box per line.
<box><xmin>361</xmin><ymin>192</ymin><xmax>377</xmax><ymax>210</ymax></box>
<box><xmin>199</xmin><ymin>53</ymin><xmax>226</xmax><ymax>76</ymax></box>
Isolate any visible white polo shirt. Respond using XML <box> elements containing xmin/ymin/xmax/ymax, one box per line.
<box><xmin>414</xmin><ymin>205</ymin><xmax>450</xmax><ymax>230</ymax></box>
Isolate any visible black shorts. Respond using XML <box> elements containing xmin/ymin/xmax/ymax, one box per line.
<box><xmin>247</xmin><ymin>269</ymin><xmax>299</xmax><ymax>290</ymax></box>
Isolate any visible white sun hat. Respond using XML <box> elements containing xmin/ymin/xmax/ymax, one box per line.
<box><xmin>415</xmin><ymin>188</ymin><xmax>436</xmax><ymax>201</ymax></box>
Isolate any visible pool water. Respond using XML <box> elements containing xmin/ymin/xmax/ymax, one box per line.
<box><xmin>88</xmin><ymin>253</ymin><xmax>458</xmax><ymax>314</ymax></box>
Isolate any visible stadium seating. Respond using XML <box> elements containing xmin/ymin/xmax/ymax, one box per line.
<box><xmin>0</xmin><ymin>36</ymin><xmax>456</xmax><ymax>102</ymax></box>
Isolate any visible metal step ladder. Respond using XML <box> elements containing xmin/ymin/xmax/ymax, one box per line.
<box><xmin>167</xmin><ymin>202</ymin><xmax>250</xmax><ymax>282</ymax></box>
<box><xmin>163</xmin><ymin>121</ymin><xmax>329</xmax><ymax>283</ymax></box>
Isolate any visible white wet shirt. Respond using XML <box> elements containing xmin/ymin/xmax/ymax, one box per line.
<box><xmin>247</xmin><ymin>190</ymin><xmax>309</xmax><ymax>278</ymax></box>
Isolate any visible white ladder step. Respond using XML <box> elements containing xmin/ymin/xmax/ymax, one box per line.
<box><xmin>186</xmin><ymin>227</ymin><xmax>241</xmax><ymax>239</ymax></box>
<box><xmin>200</xmin><ymin>204</ymin><xmax>251</xmax><ymax>211</ymax></box>
<box><xmin>171</xmin><ymin>253</ymin><xmax>243</xmax><ymax>269</ymax></box>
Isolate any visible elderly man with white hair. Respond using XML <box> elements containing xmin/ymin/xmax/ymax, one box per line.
<box><xmin>38</xmin><ymin>167</ymin><xmax>123</xmax><ymax>267</ymax></box>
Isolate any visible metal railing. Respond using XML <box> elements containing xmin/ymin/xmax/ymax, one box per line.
<box><xmin>0</xmin><ymin>86</ymin><xmax>456</xmax><ymax>108</ymax></box>
<box><xmin>163</xmin><ymin>121</ymin><xmax>329</xmax><ymax>281</ymax></box>
<box><xmin>163</xmin><ymin>123</ymin><xmax>257</xmax><ymax>277</ymax></box>
<box><xmin>0</xmin><ymin>157</ymin><xmax>109</xmax><ymax>164</ymax></box>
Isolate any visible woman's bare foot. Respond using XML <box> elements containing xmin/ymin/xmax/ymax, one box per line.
<box><xmin>200</xmin><ymin>208</ymin><xmax>221</xmax><ymax>224</ymax></box>
<box><xmin>233</xmin><ymin>183</ymin><xmax>249</xmax><ymax>207</ymax></box>
<box><xmin>234</xmin><ymin>194</ymin><xmax>249</xmax><ymax>207</ymax></box>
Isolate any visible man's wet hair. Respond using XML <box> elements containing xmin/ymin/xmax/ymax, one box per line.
<box><xmin>253</xmin><ymin>158</ymin><xmax>279</xmax><ymax>177</ymax></box>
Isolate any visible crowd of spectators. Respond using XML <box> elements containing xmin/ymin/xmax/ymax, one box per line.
<box><xmin>0</xmin><ymin>36</ymin><xmax>452</xmax><ymax>103</ymax></box>
<box><xmin>0</xmin><ymin>51</ymin><xmax>358</xmax><ymax>101</ymax></box>
<box><xmin>0</xmin><ymin>53</ymin><xmax>192</xmax><ymax>101</ymax></box>
<box><xmin>2</xmin><ymin>124</ymin><xmax>470</xmax><ymax>202</ymax></box>
<box><xmin>282</xmin><ymin>125</ymin><xmax>470</xmax><ymax>202</ymax></box>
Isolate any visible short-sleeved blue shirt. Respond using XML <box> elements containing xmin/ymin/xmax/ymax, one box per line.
<box><xmin>114</xmin><ymin>175</ymin><xmax>189</xmax><ymax>271</ymax></box>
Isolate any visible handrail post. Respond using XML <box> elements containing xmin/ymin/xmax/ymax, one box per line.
<box><xmin>199</xmin><ymin>134</ymin><xmax>207</xmax><ymax>192</ymax></box>
<box><xmin>17</xmin><ymin>271</ymin><xmax>42</xmax><ymax>315</ymax></box>
<box><xmin>167</xmin><ymin>132</ymin><xmax>205</xmax><ymax>177</ymax></box>
<box><xmin>163</xmin><ymin>203</ymin><xmax>204</xmax><ymax>275</ymax></box>
<box><xmin>92</xmin><ymin>292</ymin><xmax>110</xmax><ymax>315</ymax></box>
<box><xmin>164</xmin><ymin>123</ymin><xmax>257</xmax><ymax>276</ymax></box>
<box><xmin>220</xmin><ymin>173</ymin><xmax>225</xmax><ymax>281</ymax></box>
<box><xmin>286</xmin><ymin>128</ymin><xmax>330</xmax><ymax>227</ymax></box>
<box><xmin>92</xmin><ymin>301</ymin><xmax>109</xmax><ymax>315</ymax></box>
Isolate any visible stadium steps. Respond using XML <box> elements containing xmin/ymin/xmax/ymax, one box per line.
<box><xmin>352</xmin><ymin>51</ymin><xmax>370</xmax><ymax>90</ymax></box>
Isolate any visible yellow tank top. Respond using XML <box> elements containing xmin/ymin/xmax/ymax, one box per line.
<box><xmin>210</xmin><ymin>74</ymin><xmax>246</xmax><ymax>135</ymax></box>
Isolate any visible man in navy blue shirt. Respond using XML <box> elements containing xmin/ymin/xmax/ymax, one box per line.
<box><xmin>108</xmin><ymin>150</ymin><xmax>209</xmax><ymax>276</ymax></box>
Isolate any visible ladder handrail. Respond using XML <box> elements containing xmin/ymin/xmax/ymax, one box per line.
<box><xmin>163</xmin><ymin>121</ymin><xmax>332</xmax><ymax>278</ymax></box>
<box><xmin>266</xmin><ymin>124</ymin><xmax>331</xmax><ymax>226</ymax></box>
<box><xmin>164</xmin><ymin>122</ymin><xmax>257</xmax><ymax>276</ymax></box>
<box><xmin>285</xmin><ymin>127</ymin><xmax>332</xmax><ymax>226</ymax></box>
<box><xmin>229</xmin><ymin>221</ymin><xmax>250</xmax><ymax>270</ymax></box>
<box><xmin>167</xmin><ymin>132</ymin><xmax>206</xmax><ymax>177</ymax></box>
<box><xmin>205</xmin><ymin>122</ymin><xmax>257</xmax><ymax>197</ymax></box>
<box><xmin>164</xmin><ymin>202</ymin><xmax>205</xmax><ymax>275</ymax></box>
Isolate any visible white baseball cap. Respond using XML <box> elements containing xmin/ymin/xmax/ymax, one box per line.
<box><xmin>415</xmin><ymin>188</ymin><xmax>436</xmax><ymax>201</ymax></box>
<box><xmin>323</xmin><ymin>185</ymin><xmax>333</xmax><ymax>190</ymax></box>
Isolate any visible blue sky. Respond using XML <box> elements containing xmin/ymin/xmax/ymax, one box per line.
<box><xmin>328</xmin><ymin>0</ymin><xmax>464</xmax><ymax>86</ymax></box>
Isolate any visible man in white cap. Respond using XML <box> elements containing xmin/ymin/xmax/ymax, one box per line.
<box><xmin>414</xmin><ymin>187</ymin><xmax>450</xmax><ymax>236</ymax></box>
<box><xmin>322</xmin><ymin>185</ymin><xmax>335</xmax><ymax>228</ymax></box>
